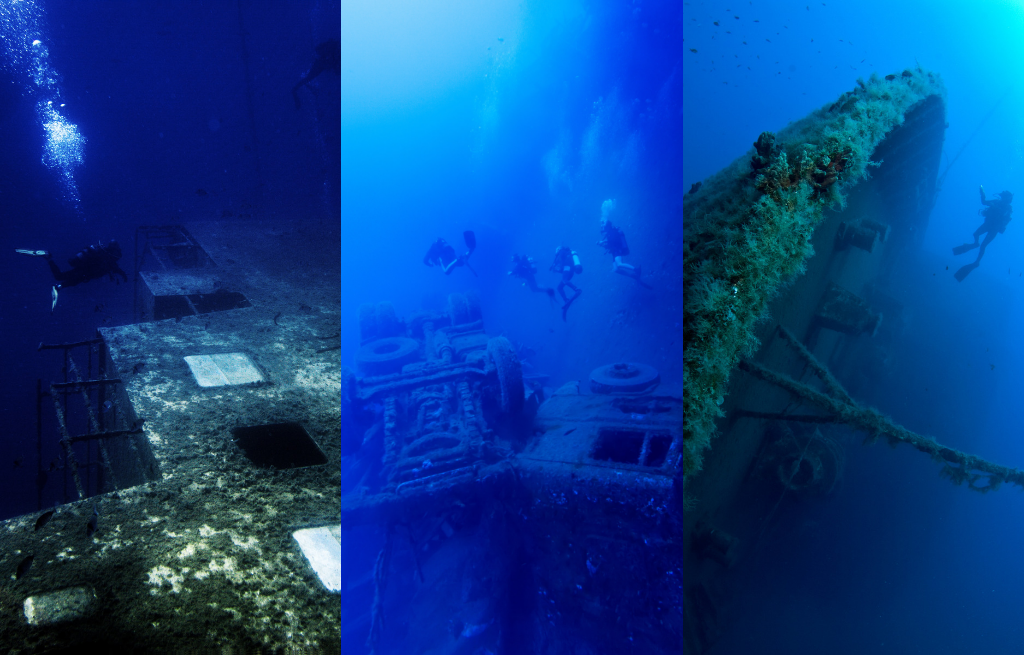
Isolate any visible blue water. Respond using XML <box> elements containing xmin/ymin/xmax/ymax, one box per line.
<box><xmin>0</xmin><ymin>1</ymin><xmax>339</xmax><ymax>519</ymax></box>
<box><xmin>342</xmin><ymin>1</ymin><xmax>683</xmax><ymax>652</ymax></box>
<box><xmin>686</xmin><ymin>2</ymin><xmax>1024</xmax><ymax>653</ymax></box>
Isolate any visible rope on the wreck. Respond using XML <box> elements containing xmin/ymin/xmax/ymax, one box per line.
<box><xmin>738</xmin><ymin>325</ymin><xmax>1024</xmax><ymax>492</ymax></box>
<box><xmin>367</xmin><ymin>524</ymin><xmax>394</xmax><ymax>655</ymax></box>
<box><xmin>937</xmin><ymin>87</ymin><xmax>1011</xmax><ymax>192</ymax></box>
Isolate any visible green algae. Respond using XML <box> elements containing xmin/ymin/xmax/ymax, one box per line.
<box><xmin>682</xmin><ymin>68</ymin><xmax>947</xmax><ymax>478</ymax></box>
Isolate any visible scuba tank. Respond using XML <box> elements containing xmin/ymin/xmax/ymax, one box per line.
<box><xmin>571</xmin><ymin>250</ymin><xmax>582</xmax><ymax>275</ymax></box>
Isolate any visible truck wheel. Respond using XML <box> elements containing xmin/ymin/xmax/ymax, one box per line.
<box><xmin>589</xmin><ymin>362</ymin><xmax>660</xmax><ymax>394</ymax></box>
<box><xmin>356</xmin><ymin>337</ymin><xmax>419</xmax><ymax>376</ymax></box>
<box><xmin>487</xmin><ymin>336</ymin><xmax>523</xmax><ymax>413</ymax></box>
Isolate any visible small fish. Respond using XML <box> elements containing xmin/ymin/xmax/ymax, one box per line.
<box><xmin>102</xmin><ymin>400</ymin><xmax>114</xmax><ymax>413</ymax></box>
<box><xmin>689</xmin><ymin>48</ymin><xmax>698</xmax><ymax>53</ymax></box>
<box><xmin>34</xmin><ymin>510</ymin><xmax>54</xmax><ymax>531</ymax></box>
<box><xmin>12</xmin><ymin>457</ymin><xmax>22</xmax><ymax>470</ymax></box>
<box><xmin>195</xmin><ymin>188</ymin><xmax>208</xmax><ymax>196</ymax></box>
<box><xmin>991</xmin><ymin>364</ymin><xmax>996</xmax><ymax>371</ymax></box>
<box><xmin>15</xmin><ymin>554</ymin><xmax>33</xmax><ymax>580</ymax></box>
<box><xmin>86</xmin><ymin>504</ymin><xmax>99</xmax><ymax>538</ymax></box>
<box><xmin>713</xmin><ymin>21</ymin><xmax>719</xmax><ymax>25</ymax></box>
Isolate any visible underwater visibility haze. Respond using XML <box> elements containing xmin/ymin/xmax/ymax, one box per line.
<box><xmin>684</xmin><ymin>1</ymin><xmax>1024</xmax><ymax>654</ymax></box>
<box><xmin>0</xmin><ymin>1</ymin><xmax>343</xmax><ymax>651</ymax></box>
<box><xmin>7</xmin><ymin>0</ymin><xmax>1024</xmax><ymax>652</ymax></box>
<box><xmin>342</xmin><ymin>0</ymin><xmax>685</xmax><ymax>653</ymax></box>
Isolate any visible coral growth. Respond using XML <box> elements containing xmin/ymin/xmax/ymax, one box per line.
<box><xmin>682</xmin><ymin>68</ymin><xmax>946</xmax><ymax>478</ymax></box>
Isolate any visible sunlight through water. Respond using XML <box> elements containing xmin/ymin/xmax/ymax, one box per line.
<box><xmin>0</xmin><ymin>0</ymin><xmax>85</xmax><ymax>213</ymax></box>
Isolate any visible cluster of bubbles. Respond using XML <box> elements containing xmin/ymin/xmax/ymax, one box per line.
<box><xmin>0</xmin><ymin>0</ymin><xmax>85</xmax><ymax>213</ymax></box>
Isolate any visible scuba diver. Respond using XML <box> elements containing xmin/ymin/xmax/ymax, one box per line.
<box><xmin>597</xmin><ymin>199</ymin><xmax>652</xmax><ymax>289</ymax></box>
<box><xmin>292</xmin><ymin>39</ymin><xmax>340</xmax><ymax>110</ymax></box>
<box><xmin>508</xmin><ymin>254</ymin><xmax>555</xmax><ymax>298</ymax></box>
<box><xmin>17</xmin><ymin>240</ymin><xmax>129</xmax><ymax>312</ymax></box>
<box><xmin>952</xmin><ymin>185</ymin><xmax>1013</xmax><ymax>282</ymax></box>
<box><xmin>550</xmin><ymin>246</ymin><xmax>583</xmax><ymax>321</ymax></box>
<box><xmin>424</xmin><ymin>231</ymin><xmax>477</xmax><ymax>276</ymax></box>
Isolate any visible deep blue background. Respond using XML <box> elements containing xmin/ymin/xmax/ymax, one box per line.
<box><xmin>685</xmin><ymin>1</ymin><xmax>1024</xmax><ymax>653</ymax></box>
<box><xmin>340</xmin><ymin>0</ymin><xmax>684</xmax><ymax>650</ymax></box>
<box><xmin>0</xmin><ymin>0</ymin><xmax>339</xmax><ymax>520</ymax></box>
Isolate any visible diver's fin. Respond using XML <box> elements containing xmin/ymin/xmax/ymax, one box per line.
<box><xmin>16</xmin><ymin>249</ymin><xmax>49</xmax><ymax>257</ymax></box>
<box><xmin>51</xmin><ymin>286</ymin><xmax>58</xmax><ymax>312</ymax></box>
<box><xmin>463</xmin><ymin>230</ymin><xmax>477</xmax><ymax>253</ymax></box>
<box><xmin>954</xmin><ymin>262</ymin><xmax>979</xmax><ymax>282</ymax></box>
<box><xmin>952</xmin><ymin>243</ymin><xmax>979</xmax><ymax>256</ymax></box>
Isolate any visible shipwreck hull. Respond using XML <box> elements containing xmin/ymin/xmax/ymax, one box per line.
<box><xmin>682</xmin><ymin>70</ymin><xmax>948</xmax><ymax>653</ymax></box>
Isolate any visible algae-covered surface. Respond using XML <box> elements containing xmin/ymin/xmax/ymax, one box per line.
<box><xmin>682</xmin><ymin>69</ymin><xmax>946</xmax><ymax>478</ymax></box>
<box><xmin>0</xmin><ymin>220</ymin><xmax>341</xmax><ymax>653</ymax></box>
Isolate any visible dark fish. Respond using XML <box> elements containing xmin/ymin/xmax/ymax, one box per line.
<box><xmin>195</xmin><ymin>188</ymin><xmax>208</xmax><ymax>196</ymax></box>
<box><xmin>12</xmin><ymin>457</ymin><xmax>22</xmax><ymax>469</ymax></box>
<box><xmin>15</xmin><ymin>554</ymin><xmax>33</xmax><ymax>580</ymax></box>
<box><xmin>690</xmin><ymin>48</ymin><xmax>698</xmax><ymax>53</ymax></box>
<box><xmin>86</xmin><ymin>504</ymin><xmax>99</xmax><ymax>538</ymax></box>
<box><xmin>34</xmin><ymin>510</ymin><xmax>54</xmax><ymax>531</ymax></box>
<box><xmin>221</xmin><ymin>209</ymin><xmax>233</xmax><ymax>218</ymax></box>
<box><xmin>713</xmin><ymin>21</ymin><xmax>719</xmax><ymax>25</ymax></box>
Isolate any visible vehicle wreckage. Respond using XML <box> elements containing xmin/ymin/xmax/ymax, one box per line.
<box><xmin>342</xmin><ymin>293</ymin><xmax>684</xmax><ymax>654</ymax></box>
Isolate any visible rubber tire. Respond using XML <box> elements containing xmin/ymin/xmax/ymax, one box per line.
<box><xmin>448</xmin><ymin>293</ymin><xmax>471</xmax><ymax>326</ymax></box>
<box><xmin>487</xmin><ymin>336</ymin><xmax>524</xmax><ymax>414</ymax></box>
<box><xmin>356</xmin><ymin>337</ymin><xmax>420</xmax><ymax>376</ymax></box>
<box><xmin>589</xmin><ymin>362</ymin><xmax>660</xmax><ymax>394</ymax></box>
<box><xmin>463</xmin><ymin>291</ymin><xmax>482</xmax><ymax>322</ymax></box>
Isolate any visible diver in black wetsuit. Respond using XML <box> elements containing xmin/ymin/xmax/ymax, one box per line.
<box><xmin>424</xmin><ymin>231</ymin><xmax>477</xmax><ymax>276</ymax></box>
<box><xmin>952</xmin><ymin>185</ymin><xmax>1013</xmax><ymax>282</ymax></box>
<box><xmin>598</xmin><ymin>199</ymin><xmax>651</xmax><ymax>288</ymax></box>
<box><xmin>17</xmin><ymin>240</ymin><xmax>129</xmax><ymax>311</ymax></box>
<box><xmin>508</xmin><ymin>254</ymin><xmax>555</xmax><ymax>298</ymax></box>
<box><xmin>550</xmin><ymin>246</ymin><xmax>582</xmax><ymax>321</ymax></box>
<box><xmin>293</xmin><ymin>39</ymin><xmax>340</xmax><ymax>110</ymax></box>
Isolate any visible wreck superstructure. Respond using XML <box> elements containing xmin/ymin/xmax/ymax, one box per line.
<box><xmin>0</xmin><ymin>219</ymin><xmax>342</xmax><ymax>653</ymax></box>
<box><xmin>342</xmin><ymin>299</ymin><xmax>684</xmax><ymax>654</ymax></box>
<box><xmin>682</xmin><ymin>69</ymin><xmax>950</xmax><ymax>653</ymax></box>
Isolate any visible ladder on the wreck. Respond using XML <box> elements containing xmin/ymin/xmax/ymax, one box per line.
<box><xmin>35</xmin><ymin>337</ymin><xmax>144</xmax><ymax>507</ymax></box>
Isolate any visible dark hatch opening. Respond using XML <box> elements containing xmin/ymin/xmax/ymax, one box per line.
<box><xmin>644</xmin><ymin>433</ymin><xmax>673</xmax><ymax>467</ymax></box>
<box><xmin>188</xmin><ymin>290</ymin><xmax>251</xmax><ymax>313</ymax></box>
<box><xmin>232</xmin><ymin>423</ymin><xmax>328</xmax><ymax>469</ymax></box>
<box><xmin>592</xmin><ymin>429</ymin><xmax>645</xmax><ymax>465</ymax></box>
